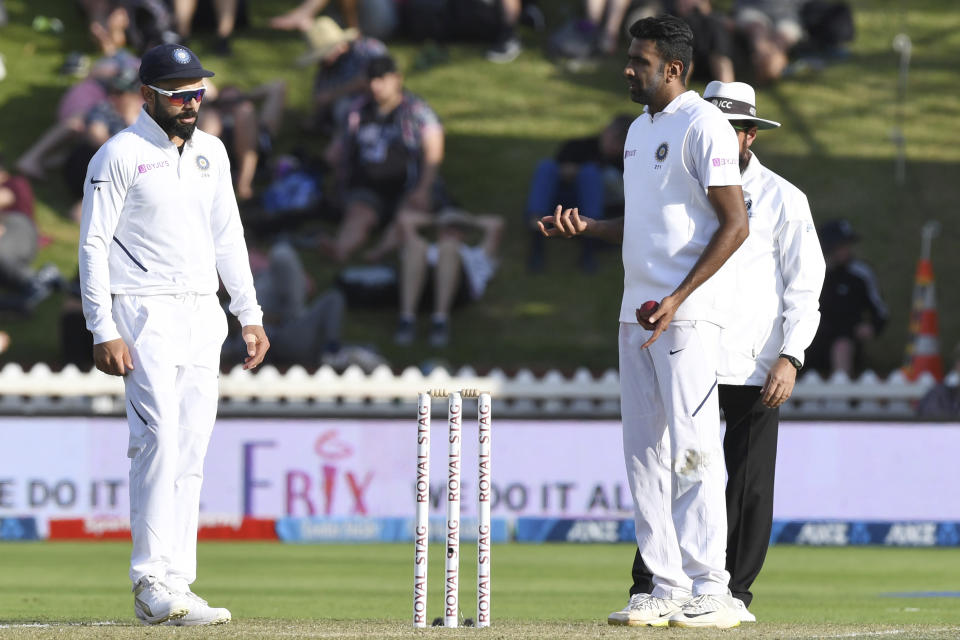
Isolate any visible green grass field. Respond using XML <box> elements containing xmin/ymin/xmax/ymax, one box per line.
<box><xmin>1</xmin><ymin>1</ymin><xmax>959</xmax><ymax>373</ymax></box>
<box><xmin>1</xmin><ymin>542</ymin><xmax>959</xmax><ymax>638</ymax></box>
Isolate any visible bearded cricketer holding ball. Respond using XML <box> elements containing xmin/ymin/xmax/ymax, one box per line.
<box><xmin>619</xmin><ymin>81</ymin><xmax>826</xmax><ymax>624</ymax></box>
<box><xmin>78</xmin><ymin>44</ymin><xmax>269</xmax><ymax>626</ymax></box>
<box><xmin>539</xmin><ymin>16</ymin><xmax>749</xmax><ymax>629</ymax></box>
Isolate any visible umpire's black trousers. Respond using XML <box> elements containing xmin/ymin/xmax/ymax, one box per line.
<box><xmin>628</xmin><ymin>384</ymin><xmax>779</xmax><ymax>607</ymax></box>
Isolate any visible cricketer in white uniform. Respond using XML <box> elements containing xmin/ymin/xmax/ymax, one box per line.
<box><xmin>538</xmin><ymin>16</ymin><xmax>748</xmax><ymax>629</ymax></box>
<box><xmin>78</xmin><ymin>44</ymin><xmax>269</xmax><ymax>626</ymax></box>
<box><xmin>621</xmin><ymin>81</ymin><xmax>826</xmax><ymax>624</ymax></box>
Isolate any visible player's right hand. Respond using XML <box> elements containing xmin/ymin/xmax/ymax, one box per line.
<box><xmin>635</xmin><ymin>308</ymin><xmax>658</xmax><ymax>331</ymax></box>
<box><xmin>537</xmin><ymin>205</ymin><xmax>589</xmax><ymax>238</ymax></box>
<box><xmin>93</xmin><ymin>338</ymin><xmax>134</xmax><ymax>376</ymax></box>
<box><xmin>641</xmin><ymin>295</ymin><xmax>679</xmax><ymax>349</ymax></box>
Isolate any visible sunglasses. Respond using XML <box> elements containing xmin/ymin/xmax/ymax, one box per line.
<box><xmin>147</xmin><ymin>84</ymin><xmax>206</xmax><ymax>106</ymax></box>
<box><xmin>731</xmin><ymin>122</ymin><xmax>755</xmax><ymax>132</ymax></box>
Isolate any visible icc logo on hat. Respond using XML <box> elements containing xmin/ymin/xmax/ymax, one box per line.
<box><xmin>173</xmin><ymin>48</ymin><xmax>192</xmax><ymax>64</ymax></box>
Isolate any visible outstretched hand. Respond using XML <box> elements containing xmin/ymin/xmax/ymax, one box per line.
<box><xmin>537</xmin><ymin>205</ymin><xmax>590</xmax><ymax>238</ymax></box>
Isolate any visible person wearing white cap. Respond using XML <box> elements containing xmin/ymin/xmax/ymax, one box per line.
<box><xmin>620</xmin><ymin>79</ymin><xmax>826</xmax><ymax>623</ymax></box>
<box><xmin>540</xmin><ymin>15</ymin><xmax>749</xmax><ymax>629</ymax></box>
<box><xmin>78</xmin><ymin>43</ymin><xmax>269</xmax><ymax>626</ymax></box>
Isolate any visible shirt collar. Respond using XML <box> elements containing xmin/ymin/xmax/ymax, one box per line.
<box><xmin>642</xmin><ymin>90</ymin><xmax>700</xmax><ymax>118</ymax></box>
<box><xmin>132</xmin><ymin>106</ymin><xmax>192</xmax><ymax>149</ymax></box>
<box><xmin>742</xmin><ymin>150</ymin><xmax>763</xmax><ymax>182</ymax></box>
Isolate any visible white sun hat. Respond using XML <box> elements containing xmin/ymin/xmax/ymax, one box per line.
<box><xmin>703</xmin><ymin>80</ymin><xmax>781</xmax><ymax>130</ymax></box>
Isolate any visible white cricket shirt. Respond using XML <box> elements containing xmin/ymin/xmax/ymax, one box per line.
<box><xmin>717</xmin><ymin>152</ymin><xmax>825</xmax><ymax>385</ymax></box>
<box><xmin>78</xmin><ymin>108</ymin><xmax>262</xmax><ymax>344</ymax></box>
<box><xmin>620</xmin><ymin>91</ymin><xmax>742</xmax><ymax>326</ymax></box>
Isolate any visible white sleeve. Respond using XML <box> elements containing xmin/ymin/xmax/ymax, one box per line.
<box><xmin>776</xmin><ymin>189</ymin><xmax>826</xmax><ymax>364</ymax></box>
<box><xmin>686</xmin><ymin>115</ymin><xmax>741</xmax><ymax>189</ymax></box>
<box><xmin>210</xmin><ymin>146</ymin><xmax>263</xmax><ymax>327</ymax></box>
<box><xmin>78</xmin><ymin>145</ymin><xmax>128</xmax><ymax>345</ymax></box>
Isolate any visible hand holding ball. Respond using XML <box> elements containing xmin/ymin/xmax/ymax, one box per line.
<box><xmin>636</xmin><ymin>300</ymin><xmax>660</xmax><ymax>329</ymax></box>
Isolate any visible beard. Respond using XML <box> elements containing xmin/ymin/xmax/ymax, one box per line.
<box><xmin>152</xmin><ymin>96</ymin><xmax>198</xmax><ymax>140</ymax></box>
<box><xmin>628</xmin><ymin>65</ymin><xmax>664</xmax><ymax>105</ymax></box>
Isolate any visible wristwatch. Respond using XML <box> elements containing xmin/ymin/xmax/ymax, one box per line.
<box><xmin>779</xmin><ymin>353</ymin><xmax>802</xmax><ymax>370</ymax></box>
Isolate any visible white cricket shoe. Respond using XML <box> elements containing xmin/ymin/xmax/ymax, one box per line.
<box><xmin>668</xmin><ymin>593</ymin><xmax>741</xmax><ymax>629</ymax></box>
<box><xmin>133</xmin><ymin>576</ymin><xmax>191</xmax><ymax>624</ymax></box>
<box><xmin>163</xmin><ymin>590</ymin><xmax>232</xmax><ymax>626</ymax></box>
<box><xmin>733</xmin><ymin>597</ymin><xmax>757</xmax><ymax>622</ymax></box>
<box><xmin>607</xmin><ymin>593</ymin><xmax>687</xmax><ymax>627</ymax></box>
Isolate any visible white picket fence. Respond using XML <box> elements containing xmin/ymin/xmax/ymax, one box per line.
<box><xmin>0</xmin><ymin>362</ymin><xmax>951</xmax><ymax>419</ymax></box>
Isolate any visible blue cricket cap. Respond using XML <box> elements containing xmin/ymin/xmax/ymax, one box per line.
<box><xmin>138</xmin><ymin>44</ymin><xmax>214</xmax><ymax>85</ymax></box>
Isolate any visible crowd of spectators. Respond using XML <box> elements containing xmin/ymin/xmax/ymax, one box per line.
<box><xmin>548</xmin><ymin>0</ymin><xmax>853</xmax><ymax>84</ymax></box>
<box><xmin>1</xmin><ymin>0</ymin><xmax>866</xmax><ymax>378</ymax></box>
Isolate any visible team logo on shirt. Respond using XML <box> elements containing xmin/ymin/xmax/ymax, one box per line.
<box><xmin>744</xmin><ymin>198</ymin><xmax>753</xmax><ymax>217</ymax></box>
<box><xmin>655</xmin><ymin>143</ymin><xmax>669</xmax><ymax>162</ymax></box>
<box><xmin>196</xmin><ymin>155</ymin><xmax>210</xmax><ymax>172</ymax></box>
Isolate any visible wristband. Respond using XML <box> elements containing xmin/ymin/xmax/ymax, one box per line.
<box><xmin>779</xmin><ymin>353</ymin><xmax>802</xmax><ymax>370</ymax></box>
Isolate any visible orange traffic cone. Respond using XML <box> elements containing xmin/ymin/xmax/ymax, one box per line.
<box><xmin>902</xmin><ymin>222</ymin><xmax>943</xmax><ymax>381</ymax></box>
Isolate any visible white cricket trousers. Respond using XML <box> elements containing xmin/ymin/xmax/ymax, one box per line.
<box><xmin>112</xmin><ymin>292</ymin><xmax>227</xmax><ymax>590</ymax></box>
<box><xmin>619</xmin><ymin>321</ymin><xmax>730</xmax><ymax>598</ymax></box>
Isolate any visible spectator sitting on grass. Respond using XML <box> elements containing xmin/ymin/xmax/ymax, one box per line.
<box><xmin>16</xmin><ymin>50</ymin><xmax>141</xmax><ymax>182</ymax></box>
<box><xmin>323</xmin><ymin>55</ymin><xmax>445</xmax><ymax>264</ymax></box>
<box><xmin>524</xmin><ymin>114</ymin><xmax>631</xmax><ymax>273</ymax></box>
<box><xmin>197</xmin><ymin>79</ymin><xmax>288</xmax><ymax>202</ymax></box>
<box><xmin>733</xmin><ymin>0</ymin><xmax>804</xmax><ymax>83</ymax></box>
<box><xmin>393</xmin><ymin>207</ymin><xmax>503</xmax><ymax>348</ymax></box>
<box><xmin>670</xmin><ymin>0</ymin><xmax>735</xmax><ymax>82</ymax></box>
<box><xmin>223</xmin><ymin>241</ymin><xmax>386</xmax><ymax>371</ymax></box>
<box><xmin>61</xmin><ymin>67</ymin><xmax>144</xmax><ymax>222</ymax></box>
<box><xmin>585</xmin><ymin>0</ymin><xmax>632</xmax><ymax>55</ymax></box>
<box><xmin>270</xmin><ymin>0</ymin><xmax>398</xmax><ymax>40</ymax></box>
<box><xmin>297</xmin><ymin>16</ymin><xmax>388</xmax><ymax>134</ymax></box>
<box><xmin>0</xmin><ymin>155</ymin><xmax>62</xmax><ymax>311</ymax></box>
<box><xmin>173</xmin><ymin>0</ymin><xmax>242</xmax><ymax>56</ymax></box>
<box><xmin>78</xmin><ymin>0</ymin><xmax>177</xmax><ymax>56</ymax></box>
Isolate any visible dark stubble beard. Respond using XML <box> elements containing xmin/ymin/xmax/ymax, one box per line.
<box><xmin>629</xmin><ymin>64</ymin><xmax>665</xmax><ymax>105</ymax></box>
<box><xmin>152</xmin><ymin>95</ymin><xmax>198</xmax><ymax>141</ymax></box>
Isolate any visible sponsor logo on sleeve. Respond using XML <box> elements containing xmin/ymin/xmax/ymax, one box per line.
<box><xmin>711</xmin><ymin>157</ymin><xmax>738</xmax><ymax>167</ymax></box>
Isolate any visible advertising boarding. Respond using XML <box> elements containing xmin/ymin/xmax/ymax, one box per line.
<box><xmin>1</xmin><ymin>418</ymin><xmax>959</xmax><ymax>529</ymax></box>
